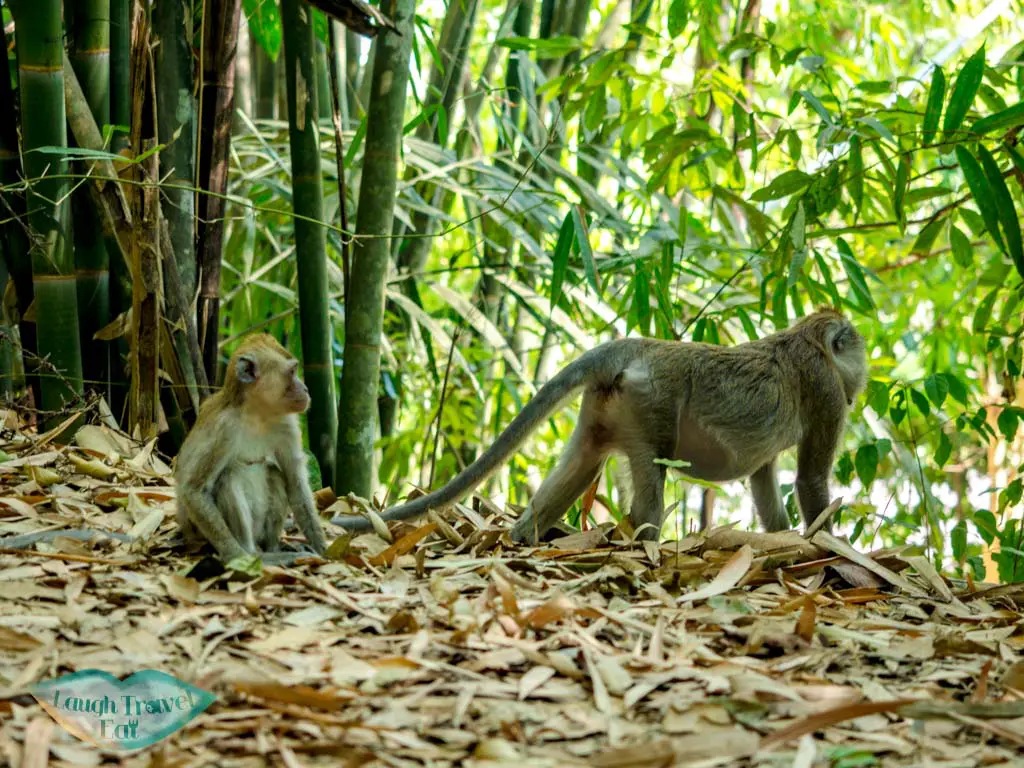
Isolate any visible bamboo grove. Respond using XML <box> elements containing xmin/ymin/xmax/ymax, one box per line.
<box><xmin>1</xmin><ymin>0</ymin><xmax>1023</xmax><ymax>580</ymax></box>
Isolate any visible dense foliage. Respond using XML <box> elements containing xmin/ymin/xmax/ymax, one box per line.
<box><xmin>3</xmin><ymin>0</ymin><xmax>1023</xmax><ymax>582</ymax></box>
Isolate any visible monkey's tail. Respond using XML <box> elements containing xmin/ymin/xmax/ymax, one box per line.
<box><xmin>331</xmin><ymin>344</ymin><xmax>623</xmax><ymax>532</ymax></box>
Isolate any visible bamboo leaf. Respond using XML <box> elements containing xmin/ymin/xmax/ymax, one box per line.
<box><xmin>750</xmin><ymin>169</ymin><xmax>812</xmax><ymax>202</ymax></box>
<box><xmin>667</xmin><ymin>0</ymin><xmax>689</xmax><ymax>37</ymax></box>
<box><xmin>955</xmin><ymin>144</ymin><xmax>1007</xmax><ymax>255</ymax></box>
<box><xmin>836</xmin><ymin>238</ymin><xmax>875</xmax><ymax>308</ymax></box>
<box><xmin>972</xmin><ymin>101</ymin><xmax>1024</xmax><ymax>135</ymax></box>
<box><xmin>976</xmin><ymin>144</ymin><xmax>1024</xmax><ymax>279</ymax></box>
<box><xmin>497</xmin><ymin>35</ymin><xmax>581</xmax><ymax>59</ymax></box>
<box><xmin>847</xmin><ymin>136</ymin><xmax>863</xmax><ymax>216</ymax></box>
<box><xmin>855</xmin><ymin>443</ymin><xmax>878</xmax><ymax>486</ymax></box>
<box><xmin>943</xmin><ymin>45</ymin><xmax>986</xmax><ymax>137</ymax></box>
<box><xmin>949</xmin><ymin>224</ymin><xmax>973</xmax><ymax>267</ymax></box>
<box><xmin>244</xmin><ymin>0</ymin><xmax>283</xmax><ymax>60</ymax></box>
<box><xmin>550</xmin><ymin>211</ymin><xmax>574</xmax><ymax>314</ymax></box>
<box><xmin>385</xmin><ymin>291</ymin><xmax>484</xmax><ymax>401</ymax></box>
<box><xmin>893</xmin><ymin>154</ymin><xmax>909</xmax><ymax>231</ymax></box>
<box><xmin>797</xmin><ymin>89</ymin><xmax>834</xmax><ymax>125</ymax></box>
<box><xmin>922</xmin><ymin>66</ymin><xmax>945</xmax><ymax>145</ymax></box>
<box><xmin>429</xmin><ymin>283</ymin><xmax>530</xmax><ymax>388</ymax></box>
<box><xmin>571</xmin><ymin>205</ymin><xmax>601</xmax><ymax>296</ymax></box>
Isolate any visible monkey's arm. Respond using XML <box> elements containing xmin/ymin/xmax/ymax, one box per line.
<box><xmin>179</xmin><ymin>485</ymin><xmax>250</xmax><ymax>562</ymax></box>
<box><xmin>278</xmin><ymin>439</ymin><xmax>328</xmax><ymax>554</ymax></box>
<box><xmin>749</xmin><ymin>460</ymin><xmax>789</xmax><ymax>531</ymax></box>
<box><xmin>794</xmin><ymin>414</ymin><xmax>844</xmax><ymax>528</ymax></box>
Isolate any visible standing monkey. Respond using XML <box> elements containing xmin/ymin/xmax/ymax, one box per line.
<box><xmin>175</xmin><ymin>334</ymin><xmax>329</xmax><ymax>562</ymax></box>
<box><xmin>332</xmin><ymin>308</ymin><xmax>868</xmax><ymax>543</ymax></box>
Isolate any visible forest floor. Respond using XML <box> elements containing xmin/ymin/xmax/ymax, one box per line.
<box><xmin>0</xmin><ymin>415</ymin><xmax>1023</xmax><ymax>767</ymax></box>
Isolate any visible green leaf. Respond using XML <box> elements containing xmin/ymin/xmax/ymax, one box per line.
<box><xmin>972</xmin><ymin>101</ymin><xmax>1024</xmax><ymax>135</ymax></box>
<box><xmin>955</xmin><ymin>145</ymin><xmax>1007</xmax><ymax>255</ymax></box>
<box><xmin>632</xmin><ymin>262</ymin><xmax>651</xmax><ymax>335</ymax></box>
<box><xmin>735</xmin><ymin>307</ymin><xmax>759</xmax><ymax>341</ymax></box>
<box><xmin>972</xmin><ymin>509</ymin><xmax>998</xmax><ymax>546</ymax></box>
<box><xmin>943</xmin><ymin>372</ymin><xmax>969</xmax><ymax>405</ymax></box>
<box><xmin>750</xmin><ymin>169</ymin><xmax>812</xmax><ymax>202</ymax></box>
<box><xmin>345</xmin><ymin>117</ymin><xmax>367</xmax><ymax>167</ymax></box>
<box><xmin>797</xmin><ymin>89</ymin><xmax>833</xmax><ymax>124</ymax></box>
<box><xmin>922</xmin><ymin>66</ymin><xmax>945</xmax><ymax>145</ymax></box>
<box><xmin>973</xmin><ymin>286</ymin><xmax>999</xmax><ymax>333</ymax></box>
<box><xmin>854</xmin><ymin>443</ymin><xmax>879</xmax><ymax>486</ymax></box>
<box><xmin>924</xmin><ymin>373</ymin><xmax>949</xmax><ymax>408</ymax></box>
<box><xmin>836</xmin><ymin>238</ymin><xmax>875</xmax><ymax>308</ymax></box>
<box><xmin>748</xmin><ymin>110</ymin><xmax>758</xmax><ymax>171</ymax></box>
<box><xmin>910</xmin><ymin>388</ymin><xmax>931</xmax><ymax>417</ymax></box>
<box><xmin>497</xmin><ymin>35</ymin><xmax>581</xmax><ymax>59</ymax></box>
<box><xmin>943</xmin><ymin>45</ymin><xmax>986</xmax><ymax>137</ymax></box>
<box><xmin>951</xmin><ymin>519</ymin><xmax>967</xmax><ymax>563</ymax></box>
<box><xmin>976</xmin><ymin>144</ymin><xmax>1024</xmax><ymax>279</ymax></box>
<box><xmin>891</xmin><ymin>391</ymin><xmax>907</xmax><ymax>425</ymax></box>
<box><xmin>771</xmin><ymin>279</ymin><xmax>788</xmax><ymax>329</ymax></box>
<box><xmin>550</xmin><ymin>212</ymin><xmax>574</xmax><ymax>313</ymax></box>
<box><xmin>786</xmin><ymin>202</ymin><xmax>807</xmax><ymax>289</ymax></box>
<box><xmin>813</xmin><ymin>251</ymin><xmax>842</xmax><ymax>307</ymax></box>
<box><xmin>912</xmin><ymin>216</ymin><xmax>944</xmax><ymax>255</ymax></box>
<box><xmin>571</xmin><ymin>206</ymin><xmax>601</xmax><ymax>296</ymax></box>
<box><xmin>893</xmin><ymin>154</ymin><xmax>909</xmax><ymax>230</ymax></box>
<box><xmin>244</xmin><ymin>0</ymin><xmax>283</xmax><ymax>60</ymax></box>
<box><xmin>934</xmin><ymin>431</ymin><xmax>952</xmax><ymax>468</ymax></box>
<box><xmin>866</xmin><ymin>380</ymin><xmax>889</xmax><ymax>416</ymax></box>
<box><xmin>847</xmin><ymin>136</ymin><xmax>863</xmax><ymax>215</ymax></box>
<box><xmin>997</xmin><ymin>408</ymin><xmax>1019</xmax><ymax>441</ymax></box>
<box><xmin>949</xmin><ymin>224</ymin><xmax>973</xmax><ymax>268</ymax></box>
<box><xmin>667</xmin><ymin>0</ymin><xmax>689</xmax><ymax>37</ymax></box>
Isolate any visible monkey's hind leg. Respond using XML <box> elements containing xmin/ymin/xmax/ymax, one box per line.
<box><xmin>625</xmin><ymin>450</ymin><xmax>666</xmax><ymax>541</ymax></box>
<box><xmin>509</xmin><ymin>428</ymin><xmax>606</xmax><ymax>545</ymax></box>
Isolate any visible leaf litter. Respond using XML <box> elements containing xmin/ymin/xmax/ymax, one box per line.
<box><xmin>0</xmin><ymin>415</ymin><xmax>1022</xmax><ymax>766</ymax></box>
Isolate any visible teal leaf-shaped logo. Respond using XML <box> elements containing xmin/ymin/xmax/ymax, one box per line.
<box><xmin>32</xmin><ymin>669</ymin><xmax>215</xmax><ymax>751</ymax></box>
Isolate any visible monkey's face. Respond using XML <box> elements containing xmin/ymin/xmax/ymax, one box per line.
<box><xmin>829</xmin><ymin>322</ymin><xmax>868</xmax><ymax>404</ymax></box>
<box><xmin>280</xmin><ymin>360</ymin><xmax>311</xmax><ymax>414</ymax></box>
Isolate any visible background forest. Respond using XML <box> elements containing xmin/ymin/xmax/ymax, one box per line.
<box><xmin>2</xmin><ymin>0</ymin><xmax>1024</xmax><ymax>585</ymax></box>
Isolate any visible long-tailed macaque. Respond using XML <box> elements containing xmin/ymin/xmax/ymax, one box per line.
<box><xmin>332</xmin><ymin>308</ymin><xmax>868</xmax><ymax>544</ymax></box>
<box><xmin>175</xmin><ymin>334</ymin><xmax>328</xmax><ymax>562</ymax></box>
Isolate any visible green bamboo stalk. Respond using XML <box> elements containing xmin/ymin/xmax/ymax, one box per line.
<box><xmin>67</xmin><ymin>0</ymin><xmax>113</xmax><ymax>405</ymax></box>
<box><xmin>0</xmin><ymin>47</ymin><xmax>40</xmax><ymax>407</ymax></box>
<box><xmin>315</xmin><ymin>39</ymin><xmax>332</xmax><ymax>122</ymax></box>
<box><xmin>336</xmin><ymin>0</ymin><xmax>415</xmax><ymax>497</ymax></box>
<box><xmin>233</xmin><ymin>16</ymin><xmax>254</xmax><ymax>130</ymax></box>
<box><xmin>252</xmin><ymin>36</ymin><xmax>278</xmax><ymax>119</ymax></box>
<box><xmin>344</xmin><ymin>27</ymin><xmax>361</xmax><ymax>119</ymax></box>
<box><xmin>153</xmin><ymin>0</ymin><xmax>197</xmax><ymax>298</ymax></box>
<box><xmin>9</xmin><ymin>0</ymin><xmax>85</xmax><ymax>428</ymax></box>
<box><xmin>281</xmin><ymin>0</ymin><xmax>338</xmax><ymax>489</ymax></box>
<box><xmin>107</xmin><ymin>0</ymin><xmax>132</xmax><ymax>422</ymax></box>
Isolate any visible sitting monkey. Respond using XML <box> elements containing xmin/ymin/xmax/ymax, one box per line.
<box><xmin>175</xmin><ymin>334</ymin><xmax>328</xmax><ymax>562</ymax></box>
<box><xmin>332</xmin><ymin>307</ymin><xmax>868</xmax><ymax>543</ymax></box>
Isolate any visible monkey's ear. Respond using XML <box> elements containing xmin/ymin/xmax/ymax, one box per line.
<box><xmin>237</xmin><ymin>354</ymin><xmax>259</xmax><ymax>383</ymax></box>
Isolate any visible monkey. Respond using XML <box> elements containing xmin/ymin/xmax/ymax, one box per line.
<box><xmin>175</xmin><ymin>334</ymin><xmax>329</xmax><ymax>564</ymax></box>
<box><xmin>331</xmin><ymin>308</ymin><xmax>868</xmax><ymax>545</ymax></box>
